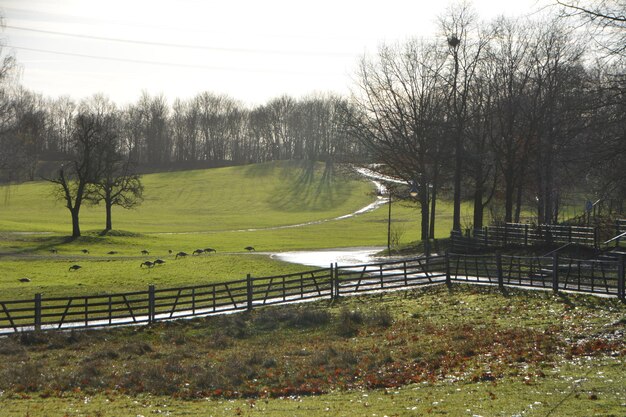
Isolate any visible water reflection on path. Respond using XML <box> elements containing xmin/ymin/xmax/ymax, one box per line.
<box><xmin>271</xmin><ymin>246</ymin><xmax>385</xmax><ymax>268</ymax></box>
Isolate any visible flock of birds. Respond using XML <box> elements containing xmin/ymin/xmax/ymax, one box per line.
<box><xmin>17</xmin><ymin>245</ymin><xmax>258</xmax><ymax>282</ymax></box>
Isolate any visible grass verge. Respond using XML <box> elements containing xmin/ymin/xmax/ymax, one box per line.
<box><xmin>0</xmin><ymin>284</ymin><xmax>623</xmax><ymax>416</ymax></box>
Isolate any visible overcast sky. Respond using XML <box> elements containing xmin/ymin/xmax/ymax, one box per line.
<box><xmin>1</xmin><ymin>0</ymin><xmax>546</xmax><ymax>107</ymax></box>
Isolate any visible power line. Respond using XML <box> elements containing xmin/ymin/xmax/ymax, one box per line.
<box><xmin>5</xmin><ymin>24</ymin><xmax>357</xmax><ymax>58</ymax></box>
<box><xmin>8</xmin><ymin>45</ymin><xmax>345</xmax><ymax>76</ymax></box>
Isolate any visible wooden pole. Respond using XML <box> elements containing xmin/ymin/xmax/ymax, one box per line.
<box><xmin>618</xmin><ymin>256</ymin><xmax>625</xmax><ymax>303</ymax></box>
<box><xmin>552</xmin><ymin>253</ymin><xmax>559</xmax><ymax>293</ymax></box>
<box><xmin>34</xmin><ymin>293</ymin><xmax>42</xmax><ymax>331</ymax></box>
<box><xmin>246</xmin><ymin>274</ymin><xmax>253</xmax><ymax>311</ymax></box>
<box><xmin>496</xmin><ymin>252</ymin><xmax>504</xmax><ymax>290</ymax></box>
<box><xmin>148</xmin><ymin>285</ymin><xmax>155</xmax><ymax>323</ymax></box>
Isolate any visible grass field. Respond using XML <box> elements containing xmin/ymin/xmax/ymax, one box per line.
<box><xmin>0</xmin><ymin>161</ymin><xmax>474</xmax><ymax>300</ymax></box>
<box><xmin>1</xmin><ymin>162</ymin><xmax>623</xmax><ymax>416</ymax></box>
<box><xmin>0</xmin><ymin>285</ymin><xmax>623</xmax><ymax>416</ymax></box>
<box><xmin>0</xmin><ymin>161</ymin><xmax>375</xmax><ymax>234</ymax></box>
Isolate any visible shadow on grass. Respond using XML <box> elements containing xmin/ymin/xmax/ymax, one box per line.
<box><xmin>0</xmin><ymin>230</ymin><xmax>142</xmax><ymax>256</ymax></box>
<box><xmin>267</xmin><ymin>160</ymin><xmax>353</xmax><ymax>212</ymax></box>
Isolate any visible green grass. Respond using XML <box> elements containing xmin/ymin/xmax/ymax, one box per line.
<box><xmin>0</xmin><ymin>254</ymin><xmax>310</xmax><ymax>300</ymax></box>
<box><xmin>0</xmin><ymin>285</ymin><xmax>623</xmax><ymax>416</ymax></box>
<box><xmin>0</xmin><ymin>161</ymin><xmax>374</xmax><ymax>234</ymax></box>
<box><xmin>0</xmin><ymin>161</ymin><xmax>478</xmax><ymax>300</ymax></box>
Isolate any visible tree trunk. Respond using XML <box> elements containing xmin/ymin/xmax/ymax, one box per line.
<box><xmin>71</xmin><ymin>208</ymin><xmax>81</xmax><ymax>238</ymax></box>
<box><xmin>505</xmin><ymin>182</ymin><xmax>514</xmax><ymax>224</ymax></box>
<box><xmin>473</xmin><ymin>182</ymin><xmax>484</xmax><ymax>230</ymax></box>
<box><xmin>429</xmin><ymin>186</ymin><xmax>437</xmax><ymax>239</ymax></box>
<box><xmin>514</xmin><ymin>170</ymin><xmax>524</xmax><ymax>223</ymax></box>
<box><xmin>105</xmin><ymin>199</ymin><xmax>113</xmax><ymax>231</ymax></box>
<box><xmin>453</xmin><ymin>137</ymin><xmax>462</xmax><ymax>231</ymax></box>
<box><xmin>420</xmin><ymin>184</ymin><xmax>430</xmax><ymax>241</ymax></box>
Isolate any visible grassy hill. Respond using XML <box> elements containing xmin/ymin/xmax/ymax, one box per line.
<box><xmin>0</xmin><ymin>161</ymin><xmax>374</xmax><ymax>233</ymax></box>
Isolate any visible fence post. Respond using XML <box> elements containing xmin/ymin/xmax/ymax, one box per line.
<box><xmin>496</xmin><ymin>252</ymin><xmax>504</xmax><ymax>290</ymax></box>
<box><xmin>484</xmin><ymin>226</ymin><xmax>488</xmax><ymax>248</ymax></box>
<box><xmin>334</xmin><ymin>262</ymin><xmax>340</xmax><ymax>298</ymax></box>
<box><xmin>552</xmin><ymin>253</ymin><xmax>559</xmax><ymax>293</ymax></box>
<box><xmin>524</xmin><ymin>224</ymin><xmax>529</xmax><ymax>247</ymax></box>
<box><xmin>593</xmin><ymin>227</ymin><xmax>598</xmax><ymax>249</ymax></box>
<box><xmin>246</xmin><ymin>273</ymin><xmax>253</xmax><ymax>311</ymax></box>
<box><xmin>148</xmin><ymin>285</ymin><xmax>155</xmax><ymax>323</ymax></box>
<box><xmin>34</xmin><ymin>293</ymin><xmax>42</xmax><ymax>331</ymax></box>
<box><xmin>568</xmin><ymin>225</ymin><xmax>572</xmax><ymax>243</ymax></box>
<box><xmin>618</xmin><ymin>256</ymin><xmax>625</xmax><ymax>302</ymax></box>
<box><xmin>504</xmin><ymin>224</ymin><xmax>508</xmax><ymax>246</ymax></box>
<box><xmin>329</xmin><ymin>263</ymin><xmax>334</xmax><ymax>299</ymax></box>
<box><xmin>445</xmin><ymin>250</ymin><xmax>451</xmax><ymax>287</ymax></box>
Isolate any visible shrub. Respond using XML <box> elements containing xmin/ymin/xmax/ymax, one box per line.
<box><xmin>0</xmin><ymin>338</ymin><xmax>26</xmax><ymax>356</ymax></box>
<box><xmin>253</xmin><ymin>306</ymin><xmax>331</xmax><ymax>330</ymax></box>
<box><xmin>366</xmin><ymin>308</ymin><xmax>393</xmax><ymax>328</ymax></box>
<box><xmin>289</xmin><ymin>309</ymin><xmax>331</xmax><ymax>328</ymax></box>
<box><xmin>221</xmin><ymin>315</ymin><xmax>249</xmax><ymax>339</ymax></box>
<box><xmin>336</xmin><ymin>309</ymin><xmax>363</xmax><ymax>338</ymax></box>
<box><xmin>121</xmin><ymin>341</ymin><xmax>153</xmax><ymax>356</ymax></box>
<box><xmin>192</xmin><ymin>364</ymin><xmax>222</xmax><ymax>391</ymax></box>
<box><xmin>6</xmin><ymin>361</ymin><xmax>44</xmax><ymax>392</ymax></box>
<box><xmin>19</xmin><ymin>332</ymin><xmax>48</xmax><ymax>346</ymax></box>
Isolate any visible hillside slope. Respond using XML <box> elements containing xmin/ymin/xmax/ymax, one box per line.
<box><xmin>0</xmin><ymin>161</ymin><xmax>374</xmax><ymax>233</ymax></box>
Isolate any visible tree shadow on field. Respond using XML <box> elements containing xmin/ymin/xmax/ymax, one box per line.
<box><xmin>241</xmin><ymin>161</ymin><xmax>279</xmax><ymax>177</ymax></box>
<box><xmin>268</xmin><ymin>160</ymin><xmax>351</xmax><ymax>212</ymax></box>
<box><xmin>0</xmin><ymin>231</ymin><xmax>138</xmax><ymax>257</ymax></box>
<box><xmin>0</xmin><ymin>233</ymin><xmax>75</xmax><ymax>256</ymax></box>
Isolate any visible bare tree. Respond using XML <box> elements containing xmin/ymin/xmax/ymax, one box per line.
<box><xmin>350</xmin><ymin>40</ymin><xmax>448</xmax><ymax>240</ymax></box>
<box><xmin>47</xmin><ymin>108</ymin><xmax>107</xmax><ymax>237</ymax></box>
<box><xmin>83</xmin><ymin>95</ymin><xmax>143</xmax><ymax>232</ymax></box>
<box><xmin>0</xmin><ymin>17</ymin><xmax>19</xmax><ymax>181</ymax></box>
<box><xmin>439</xmin><ymin>1</ymin><xmax>492</xmax><ymax>231</ymax></box>
<box><xmin>555</xmin><ymin>0</ymin><xmax>626</xmax><ymax>57</ymax></box>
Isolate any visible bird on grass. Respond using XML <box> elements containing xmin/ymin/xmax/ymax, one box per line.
<box><xmin>69</xmin><ymin>265</ymin><xmax>82</xmax><ymax>271</ymax></box>
<box><xmin>153</xmin><ymin>259</ymin><xmax>166</xmax><ymax>265</ymax></box>
<box><xmin>192</xmin><ymin>249</ymin><xmax>204</xmax><ymax>255</ymax></box>
<box><xmin>19</xmin><ymin>277</ymin><xmax>31</xmax><ymax>283</ymax></box>
<box><xmin>141</xmin><ymin>261</ymin><xmax>155</xmax><ymax>268</ymax></box>
<box><xmin>204</xmin><ymin>248</ymin><xmax>216</xmax><ymax>253</ymax></box>
<box><xmin>107</xmin><ymin>251</ymin><xmax>118</xmax><ymax>255</ymax></box>
<box><xmin>244</xmin><ymin>246</ymin><xmax>255</xmax><ymax>252</ymax></box>
<box><xmin>175</xmin><ymin>252</ymin><xmax>188</xmax><ymax>259</ymax></box>
<box><xmin>81</xmin><ymin>249</ymin><xmax>89</xmax><ymax>254</ymax></box>
<box><xmin>141</xmin><ymin>249</ymin><xmax>149</xmax><ymax>255</ymax></box>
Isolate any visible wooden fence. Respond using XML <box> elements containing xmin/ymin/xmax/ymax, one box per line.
<box><xmin>451</xmin><ymin>223</ymin><xmax>598</xmax><ymax>252</ymax></box>
<box><xmin>1</xmin><ymin>253</ymin><xmax>624</xmax><ymax>334</ymax></box>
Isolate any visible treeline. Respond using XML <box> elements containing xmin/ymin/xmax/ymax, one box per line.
<box><xmin>350</xmin><ymin>7</ymin><xmax>625</xmax><ymax>238</ymax></box>
<box><xmin>0</xmin><ymin>87</ymin><xmax>365</xmax><ymax>181</ymax></box>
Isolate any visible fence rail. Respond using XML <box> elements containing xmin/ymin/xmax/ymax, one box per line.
<box><xmin>1</xmin><ymin>252</ymin><xmax>624</xmax><ymax>334</ymax></box>
<box><xmin>452</xmin><ymin>223</ymin><xmax>598</xmax><ymax>252</ymax></box>
<box><xmin>453</xmin><ymin>220</ymin><xmax>626</xmax><ymax>252</ymax></box>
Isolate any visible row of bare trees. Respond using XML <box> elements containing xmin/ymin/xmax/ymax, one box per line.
<box><xmin>0</xmin><ymin>89</ymin><xmax>363</xmax><ymax>181</ymax></box>
<box><xmin>349</xmin><ymin>5</ymin><xmax>625</xmax><ymax>240</ymax></box>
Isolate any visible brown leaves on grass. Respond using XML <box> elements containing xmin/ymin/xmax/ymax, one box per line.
<box><xmin>0</xmin><ymin>288</ymin><xmax>623</xmax><ymax>399</ymax></box>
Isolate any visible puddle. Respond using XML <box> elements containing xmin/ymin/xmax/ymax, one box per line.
<box><xmin>271</xmin><ymin>246</ymin><xmax>385</xmax><ymax>268</ymax></box>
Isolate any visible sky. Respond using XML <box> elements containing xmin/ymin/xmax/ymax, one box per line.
<box><xmin>1</xmin><ymin>0</ymin><xmax>546</xmax><ymax>107</ymax></box>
